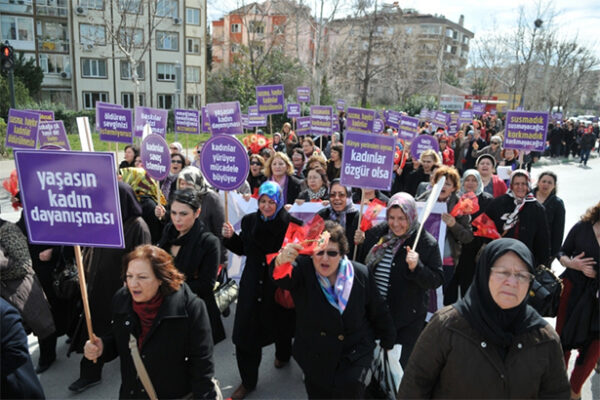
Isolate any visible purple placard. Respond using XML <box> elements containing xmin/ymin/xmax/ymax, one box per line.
<box><xmin>503</xmin><ymin>110</ymin><xmax>549</xmax><ymax>152</ymax></box>
<box><xmin>95</xmin><ymin>102</ymin><xmax>123</xmax><ymax>131</ymax></box>
<box><xmin>37</xmin><ymin>120</ymin><xmax>70</xmax><ymax>150</ymax></box>
<box><xmin>174</xmin><ymin>109</ymin><xmax>200</xmax><ymax>135</ymax></box>
<box><xmin>140</xmin><ymin>134</ymin><xmax>170</xmax><ymax>180</ymax></box>
<box><xmin>490</xmin><ymin>108</ymin><xmax>498</xmax><ymax>116</ymax></box>
<box><xmin>373</xmin><ymin>118</ymin><xmax>384</xmax><ymax>134</ymax></box>
<box><xmin>551</xmin><ymin>112</ymin><xmax>563</xmax><ymax>122</ymax></box>
<box><xmin>398</xmin><ymin>115</ymin><xmax>420</xmax><ymax>142</ymax></box>
<box><xmin>14</xmin><ymin>150</ymin><xmax>124</xmax><ymax>248</ymax></box>
<box><xmin>431</xmin><ymin>111</ymin><xmax>449</xmax><ymax>130</ymax></box>
<box><xmin>256</xmin><ymin>84</ymin><xmax>285</xmax><ymax>115</ymax></box>
<box><xmin>248</xmin><ymin>105</ymin><xmax>267</xmax><ymax>128</ymax></box>
<box><xmin>296</xmin><ymin>116</ymin><xmax>311</xmax><ymax>135</ymax></box>
<box><xmin>386</xmin><ymin>110</ymin><xmax>401</xmax><ymax>129</ymax></box>
<box><xmin>201</xmin><ymin>107</ymin><xmax>210</xmax><ymax>133</ymax></box>
<box><xmin>27</xmin><ymin>109</ymin><xmax>55</xmax><ymax>121</ymax></box>
<box><xmin>241</xmin><ymin>114</ymin><xmax>249</xmax><ymax>130</ymax></box>
<box><xmin>310</xmin><ymin>105</ymin><xmax>333</xmax><ymax>136</ymax></box>
<box><xmin>448</xmin><ymin>123</ymin><xmax>459</xmax><ymax>136</ymax></box>
<box><xmin>97</xmin><ymin>106</ymin><xmax>133</xmax><ymax>144</ymax></box>
<box><xmin>5</xmin><ymin>109</ymin><xmax>40</xmax><ymax>149</ymax></box>
<box><xmin>346</xmin><ymin>107</ymin><xmax>375</xmax><ymax>134</ymax></box>
<box><xmin>200</xmin><ymin>135</ymin><xmax>249</xmax><ymax>191</ymax></box>
<box><xmin>296</xmin><ymin>86</ymin><xmax>310</xmax><ymax>103</ymax></box>
<box><xmin>340</xmin><ymin>131</ymin><xmax>395</xmax><ymax>191</ymax></box>
<box><xmin>458</xmin><ymin>109</ymin><xmax>473</xmax><ymax>128</ymax></box>
<box><xmin>472</xmin><ymin>103</ymin><xmax>485</xmax><ymax>115</ymax></box>
<box><xmin>336</xmin><ymin>99</ymin><xmax>346</xmax><ymax>111</ymax></box>
<box><xmin>332</xmin><ymin>119</ymin><xmax>340</xmax><ymax>133</ymax></box>
<box><xmin>134</xmin><ymin>106</ymin><xmax>168</xmax><ymax>138</ymax></box>
<box><xmin>287</xmin><ymin>103</ymin><xmax>301</xmax><ymax>118</ymax></box>
<box><xmin>410</xmin><ymin>135</ymin><xmax>440</xmax><ymax>160</ymax></box>
<box><xmin>206</xmin><ymin>101</ymin><xmax>243</xmax><ymax>135</ymax></box>
<box><xmin>419</xmin><ymin>108</ymin><xmax>429</xmax><ymax>120</ymax></box>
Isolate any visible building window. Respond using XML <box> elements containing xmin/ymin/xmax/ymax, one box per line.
<box><xmin>79</xmin><ymin>23</ymin><xmax>106</xmax><ymax>45</ymax></box>
<box><xmin>2</xmin><ymin>0</ymin><xmax>33</xmax><ymax>14</ymax></box>
<box><xmin>157</xmin><ymin>31</ymin><xmax>178</xmax><ymax>51</ymax></box>
<box><xmin>118</xmin><ymin>0</ymin><xmax>141</xmax><ymax>13</ymax></box>
<box><xmin>39</xmin><ymin>54</ymin><xmax>70</xmax><ymax>74</ymax></box>
<box><xmin>83</xmin><ymin>91</ymin><xmax>108</xmax><ymax>109</ymax></box>
<box><xmin>231</xmin><ymin>23</ymin><xmax>241</xmax><ymax>33</ymax></box>
<box><xmin>249</xmin><ymin>21</ymin><xmax>264</xmax><ymax>34</ymax></box>
<box><xmin>36</xmin><ymin>20</ymin><xmax>69</xmax><ymax>52</ymax></box>
<box><xmin>186</xmin><ymin>95</ymin><xmax>200</xmax><ymax>108</ymax></box>
<box><xmin>405</xmin><ymin>26</ymin><xmax>413</xmax><ymax>34</ymax></box>
<box><xmin>81</xmin><ymin>58</ymin><xmax>107</xmax><ymax>78</ymax></box>
<box><xmin>420</xmin><ymin>24</ymin><xmax>441</xmax><ymax>35</ymax></box>
<box><xmin>158</xmin><ymin>94</ymin><xmax>174</xmax><ymax>109</ymax></box>
<box><xmin>186</xmin><ymin>66</ymin><xmax>200</xmax><ymax>83</ymax></box>
<box><xmin>117</xmin><ymin>28</ymin><xmax>143</xmax><ymax>48</ymax></box>
<box><xmin>445</xmin><ymin>28</ymin><xmax>453</xmax><ymax>38</ymax></box>
<box><xmin>1</xmin><ymin>16</ymin><xmax>34</xmax><ymax>41</ymax></box>
<box><xmin>463</xmin><ymin>36</ymin><xmax>469</xmax><ymax>45</ymax></box>
<box><xmin>187</xmin><ymin>37</ymin><xmax>200</xmax><ymax>54</ymax></box>
<box><xmin>157</xmin><ymin>0</ymin><xmax>178</xmax><ymax>17</ymax></box>
<box><xmin>122</xmin><ymin>92</ymin><xmax>134</xmax><ymax>108</ymax></box>
<box><xmin>273</xmin><ymin>24</ymin><xmax>284</xmax><ymax>34</ymax></box>
<box><xmin>250</xmin><ymin>41</ymin><xmax>263</xmax><ymax>56</ymax></box>
<box><xmin>78</xmin><ymin>0</ymin><xmax>103</xmax><ymax>10</ymax></box>
<box><xmin>446</xmin><ymin>45</ymin><xmax>452</xmax><ymax>53</ymax></box>
<box><xmin>157</xmin><ymin>63</ymin><xmax>176</xmax><ymax>81</ymax></box>
<box><xmin>231</xmin><ymin>43</ymin><xmax>240</xmax><ymax>53</ymax></box>
<box><xmin>36</xmin><ymin>0</ymin><xmax>68</xmax><ymax>17</ymax></box>
<box><xmin>120</xmin><ymin>60</ymin><xmax>145</xmax><ymax>80</ymax></box>
<box><xmin>186</xmin><ymin>8</ymin><xmax>200</xmax><ymax>25</ymax></box>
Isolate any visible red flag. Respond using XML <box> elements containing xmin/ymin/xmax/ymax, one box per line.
<box><xmin>472</xmin><ymin>213</ymin><xmax>501</xmax><ymax>239</ymax></box>
<box><xmin>266</xmin><ymin>215</ymin><xmax>326</xmax><ymax>264</ymax></box>
<box><xmin>360</xmin><ymin>198</ymin><xmax>386</xmax><ymax>232</ymax></box>
<box><xmin>251</xmin><ymin>187</ymin><xmax>259</xmax><ymax>199</ymax></box>
<box><xmin>450</xmin><ymin>191</ymin><xmax>480</xmax><ymax>217</ymax></box>
<box><xmin>2</xmin><ymin>169</ymin><xmax>20</xmax><ymax>210</ymax></box>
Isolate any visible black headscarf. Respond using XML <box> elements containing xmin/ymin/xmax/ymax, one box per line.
<box><xmin>454</xmin><ymin>238</ymin><xmax>547</xmax><ymax>348</ymax></box>
<box><xmin>118</xmin><ymin>181</ymin><xmax>143</xmax><ymax>222</ymax></box>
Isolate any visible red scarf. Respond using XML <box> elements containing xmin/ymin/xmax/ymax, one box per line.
<box><xmin>132</xmin><ymin>292</ymin><xmax>164</xmax><ymax>348</ymax></box>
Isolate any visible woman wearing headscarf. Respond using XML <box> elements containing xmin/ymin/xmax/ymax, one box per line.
<box><xmin>354</xmin><ymin>192</ymin><xmax>443</xmax><ymax>368</ymax></box>
<box><xmin>556</xmin><ymin>202</ymin><xmax>600</xmax><ymax>400</ymax></box>
<box><xmin>221</xmin><ymin>182</ymin><xmax>303</xmax><ymax>399</ymax></box>
<box><xmin>68</xmin><ymin>182</ymin><xmax>151</xmax><ymax>393</ymax></box>
<box><xmin>157</xmin><ymin>189</ymin><xmax>225</xmax><ymax>344</ymax></box>
<box><xmin>534</xmin><ymin>171</ymin><xmax>565</xmax><ymax>263</ymax></box>
<box><xmin>398</xmin><ymin>238</ymin><xmax>570</xmax><ymax>399</ymax></box>
<box><xmin>272</xmin><ymin>132</ymin><xmax>286</xmax><ymax>153</ymax></box>
<box><xmin>452</xmin><ymin>169</ymin><xmax>494</xmax><ymax>298</ymax></box>
<box><xmin>317</xmin><ymin>180</ymin><xmax>360</xmax><ymax>257</ymax></box>
<box><xmin>486</xmin><ymin>170</ymin><xmax>551</xmax><ymax>267</ymax></box>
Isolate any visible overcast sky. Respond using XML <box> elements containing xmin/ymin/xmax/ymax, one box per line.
<box><xmin>207</xmin><ymin>0</ymin><xmax>600</xmax><ymax>58</ymax></box>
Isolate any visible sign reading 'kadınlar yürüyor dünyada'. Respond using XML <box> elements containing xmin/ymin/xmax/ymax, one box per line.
<box><xmin>340</xmin><ymin>131</ymin><xmax>395</xmax><ymax>191</ymax></box>
<box><xmin>14</xmin><ymin>150</ymin><xmax>125</xmax><ymax>248</ymax></box>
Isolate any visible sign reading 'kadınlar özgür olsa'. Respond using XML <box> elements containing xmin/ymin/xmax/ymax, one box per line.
<box><xmin>340</xmin><ymin>131</ymin><xmax>395</xmax><ymax>191</ymax></box>
<box><xmin>14</xmin><ymin>150</ymin><xmax>125</xmax><ymax>248</ymax></box>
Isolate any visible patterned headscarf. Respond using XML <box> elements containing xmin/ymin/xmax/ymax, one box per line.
<box><xmin>365</xmin><ymin>192</ymin><xmax>419</xmax><ymax>267</ymax></box>
<box><xmin>501</xmin><ymin>169</ymin><xmax>536</xmax><ymax>231</ymax></box>
<box><xmin>176</xmin><ymin>166</ymin><xmax>211</xmax><ymax>196</ymax></box>
<box><xmin>120</xmin><ymin>167</ymin><xmax>166</xmax><ymax>206</ymax></box>
<box><xmin>459</xmin><ymin>169</ymin><xmax>484</xmax><ymax>196</ymax></box>
<box><xmin>258</xmin><ymin>181</ymin><xmax>284</xmax><ymax>221</ymax></box>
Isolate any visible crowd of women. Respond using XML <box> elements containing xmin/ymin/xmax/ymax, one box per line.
<box><xmin>1</xmin><ymin>115</ymin><xmax>598</xmax><ymax>400</ymax></box>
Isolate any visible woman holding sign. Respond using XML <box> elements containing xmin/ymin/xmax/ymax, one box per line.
<box><xmin>222</xmin><ymin>182</ymin><xmax>303</xmax><ymax>399</ymax></box>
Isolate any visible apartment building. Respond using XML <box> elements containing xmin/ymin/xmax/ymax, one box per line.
<box><xmin>0</xmin><ymin>0</ymin><xmax>207</xmax><ymax>111</ymax></box>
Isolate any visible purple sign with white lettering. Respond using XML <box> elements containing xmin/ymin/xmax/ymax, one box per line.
<box><xmin>472</xmin><ymin>103</ymin><xmax>485</xmax><ymax>115</ymax></box>
<box><xmin>248</xmin><ymin>105</ymin><xmax>267</xmax><ymax>128</ymax></box>
<box><xmin>373</xmin><ymin>118</ymin><xmax>384</xmax><ymax>134</ymax></box>
<box><xmin>256</xmin><ymin>84</ymin><xmax>285</xmax><ymax>115</ymax></box>
<box><xmin>206</xmin><ymin>101</ymin><xmax>243</xmax><ymax>135</ymax></box>
<box><xmin>419</xmin><ymin>108</ymin><xmax>429</xmax><ymax>120</ymax></box>
<box><xmin>296</xmin><ymin>87</ymin><xmax>310</xmax><ymax>103</ymax></box>
<box><xmin>5</xmin><ymin>109</ymin><xmax>40</xmax><ymax>149</ymax></box>
<box><xmin>287</xmin><ymin>103</ymin><xmax>301</xmax><ymax>118</ymax></box>
<box><xmin>296</xmin><ymin>116</ymin><xmax>311</xmax><ymax>135</ymax></box>
<box><xmin>310</xmin><ymin>106</ymin><xmax>333</xmax><ymax>136</ymax></box>
<box><xmin>134</xmin><ymin>106</ymin><xmax>168</xmax><ymax>138</ymax></box>
<box><xmin>398</xmin><ymin>115</ymin><xmax>420</xmax><ymax>142</ymax></box>
<box><xmin>336</xmin><ymin>99</ymin><xmax>346</xmax><ymax>111</ymax></box>
<box><xmin>346</xmin><ymin>107</ymin><xmax>375</xmax><ymax>134</ymax></box>
<box><xmin>14</xmin><ymin>150</ymin><xmax>124</xmax><ymax>248</ymax></box>
<box><xmin>38</xmin><ymin>120</ymin><xmax>70</xmax><ymax>150</ymax></box>
<box><xmin>410</xmin><ymin>135</ymin><xmax>440</xmax><ymax>160</ymax></box>
<box><xmin>386</xmin><ymin>110</ymin><xmax>401</xmax><ymax>129</ymax></box>
<box><xmin>458</xmin><ymin>109</ymin><xmax>473</xmax><ymax>128</ymax></box>
<box><xmin>332</xmin><ymin>119</ymin><xmax>340</xmax><ymax>133</ymax></box>
<box><xmin>490</xmin><ymin>109</ymin><xmax>497</xmax><ymax>116</ymax></box>
<box><xmin>241</xmin><ymin>114</ymin><xmax>249</xmax><ymax>130</ymax></box>
<box><xmin>97</xmin><ymin>106</ymin><xmax>133</xmax><ymax>144</ymax></box>
<box><xmin>201</xmin><ymin>107</ymin><xmax>210</xmax><ymax>133</ymax></box>
<box><xmin>340</xmin><ymin>131</ymin><xmax>395</xmax><ymax>191</ymax></box>
<box><xmin>503</xmin><ymin>110</ymin><xmax>549</xmax><ymax>152</ymax></box>
<box><xmin>174</xmin><ymin>109</ymin><xmax>200</xmax><ymax>135</ymax></box>
<box><xmin>431</xmin><ymin>111</ymin><xmax>449</xmax><ymax>130</ymax></box>
<box><xmin>27</xmin><ymin>110</ymin><xmax>54</xmax><ymax>121</ymax></box>
<box><xmin>200</xmin><ymin>135</ymin><xmax>249</xmax><ymax>191</ymax></box>
<box><xmin>551</xmin><ymin>112</ymin><xmax>563</xmax><ymax>122</ymax></box>
<box><xmin>140</xmin><ymin>134</ymin><xmax>170</xmax><ymax>181</ymax></box>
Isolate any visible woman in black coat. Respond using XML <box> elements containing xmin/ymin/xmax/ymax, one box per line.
<box><xmin>83</xmin><ymin>245</ymin><xmax>216</xmax><ymax>399</ymax></box>
<box><xmin>355</xmin><ymin>192</ymin><xmax>443</xmax><ymax>368</ymax></box>
<box><xmin>533</xmin><ymin>171</ymin><xmax>565</xmax><ymax>263</ymax></box>
<box><xmin>263</xmin><ymin>152</ymin><xmax>302</xmax><ymax>205</ymax></box>
<box><xmin>157</xmin><ymin>189</ymin><xmax>225</xmax><ymax>344</ymax></box>
<box><xmin>486</xmin><ymin>170</ymin><xmax>550</xmax><ymax>267</ymax></box>
<box><xmin>272</xmin><ymin>221</ymin><xmax>396</xmax><ymax>399</ymax></box>
<box><xmin>222</xmin><ymin>181</ymin><xmax>302</xmax><ymax>399</ymax></box>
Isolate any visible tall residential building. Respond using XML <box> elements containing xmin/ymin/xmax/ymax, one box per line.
<box><xmin>0</xmin><ymin>0</ymin><xmax>207</xmax><ymax>111</ymax></box>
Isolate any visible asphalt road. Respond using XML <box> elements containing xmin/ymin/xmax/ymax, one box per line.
<box><xmin>1</xmin><ymin>155</ymin><xmax>599</xmax><ymax>399</ymax></box>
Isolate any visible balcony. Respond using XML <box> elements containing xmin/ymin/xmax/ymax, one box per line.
<box><xmin>37</xmin><ymin>38</ymin><xmax>70</xmax><ymax>52</ymax></box>
<box><xmin>36</xmin><ymin>3</ymin><xmax>68</xmax><ymax>17</ymax></box>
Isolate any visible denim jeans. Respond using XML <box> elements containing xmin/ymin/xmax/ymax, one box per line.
<box><xmin>580</xmin><ymin>149</ymin><xmax>591</xmax><ymax>165</ymax></box>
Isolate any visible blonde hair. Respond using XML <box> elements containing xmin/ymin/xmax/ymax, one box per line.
<box><xmin>419</xmin><ymin>149</ymin><xmax>441</xmax><ymax>164</ymax></box>
<box><xmin>264</xmin><ymin>152</ymin><xmax>294</xmax><ymax>177</ymax></box>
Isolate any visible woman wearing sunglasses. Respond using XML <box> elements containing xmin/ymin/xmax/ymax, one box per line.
<box><xmin>247</xmin><ymin>154</ymin><xmax>267</xmax><ymax>196</ymax></box>
<box><xmin>160</xmin><ymin>153</ymin><xmax>187</xmax><ymax>202</ymax></box>
<box><xmin>273</xmin><ymin>221</ymin><xmax>395</xmax><ymax>399</ymax></box>
<box><xmin>399</xmin><ymin>238</ymin><xmax>570</xmax><ymax>399</ymax></box>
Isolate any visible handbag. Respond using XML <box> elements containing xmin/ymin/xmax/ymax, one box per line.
<box><xmin>528</xmin><ymin>264</ymin><xmax>563</xmax><ymax>317</ymax></box>
<box><xmin>213</xmin><ymin>266</ymin><xmax>239</xmax><ymax>314</ymax></box>
<box><xmin>368</xmin><ymin>343</ymin><xmax>403</xmax><ymax>400</ymax></box>
<box><xmin>52</xmin><ymin>258</ymin><xmax>80</xmax><ymax>299</ymax></box>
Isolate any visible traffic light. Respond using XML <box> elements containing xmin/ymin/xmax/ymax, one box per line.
<box><xmin>1</xmin><ymin>42</ymin><xmax>15</xmax><ymax>72</ymax></box>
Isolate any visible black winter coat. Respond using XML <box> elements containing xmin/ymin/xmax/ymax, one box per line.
<box><xmin>101</xmin><ymin>285</ymin><xmax>216</xmax><ymax>399</ymax></box>
<box><xmin>358</xmin><ymin>223</ymin><xmax>443</xmax><ymax>344</ymax></box>
<box><xmin>534</xmin><ymin>191</ymin><xmax>565</xmax><ymax>262</ymax></box>
<box><xmin>271</xmin><ymin>256</ymin><xmax>396</xmax><ymax>388</ymax></box>
<box><xmin>317</xmin><ymin>207</ymin><xmax>360</xmax><ymax>257</ymax></box>
<box><xmin>284</xmin><ymin>175</ymin><xmax>303</xmax><ymax>205</ymax></box>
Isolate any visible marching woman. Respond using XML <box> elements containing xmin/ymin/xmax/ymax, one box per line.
<box><xmin>534</xmin><ymin>171</ymin><xmax>566</xmax><ymax>264</ymax></box>
<box><xmin>263</xmin><ymin>152</ymin><xmax>303</xmax><ymax>205</ymax></box>
<box><xmin>119</xmin><ymin>145</ymin><xmax>139</xmax><ymax>169</ymax></box>
<box><xmin>221</xmin><ymin>182</ymin><xmax>302</xmax><ymax>399</ymax></box>
<box><xmin>556</xmin><ymin>201</ymin><xmax>600</xmax><ymax>400</ymax></box>
<box><xmin>272</xmin><ymin>221</ymin><xmax>396</xmax><ymax>399</ymax></box>
<box><xmin>83</xmin><ymin>245</ymin><xmax>217</xmax><ymax>399</ymax></box>
<box><xmin>476</xmin><ymin>154</ymin><xmax>507</xmax><ymax>198</ymax></box>
<box><xmin>157</xmin><ymin>189</ymin><xmax>225</xmax><ymax>344</ymax></box>
<box><xmin>296</xmin><ymin>168</ymin><xmax>329</xmax><ymax>203</ymax></box>
<box><xmin>247</xmin><ymin>154</ymin><xmax>267</xmax><ymax>196</ymax></box>
<box><xmin>405</xmin><ymin>149</ymin><xmax>440</xmax><ymax>197</ymax></box>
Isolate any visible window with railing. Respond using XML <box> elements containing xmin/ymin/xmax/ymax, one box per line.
<box><xmin>0</xmin><ymin>0</ymin><xmax>33</xmax><ymax>14</ymax></box>
<box><xmin>36</xmin><ymin>20</ymin><xmax>69</xmax><ymax>52</ymax></box>
<box><xmin>36</xmin><ymin>0</ymin><xmax>68</xmax><ymax>17</ymax></box>
<box><xmin>1</xmin><ymin>15</ymin><xmax>34</xmax><ymax>41</ymax></box>
<box><xmin>39</xmin><ymin>53</ymin><xmax>70</xmax><ymax>74</ymax></box>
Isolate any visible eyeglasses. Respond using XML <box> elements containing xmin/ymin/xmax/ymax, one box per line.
<box><xmin>329</xmin><ymin>192</ymin><xmax>346</xmax><ymax>198</ymax></box>
<box><xmin>491</xmin><ymin>142</ymin><xmax>500</xmax><ymax>145</ymax></box>
<box><xmin>490</xmin><ymin>267</ymin><xmax>534</xmax><ymax>284</ymax></box>
<box><xmin>171</xmin><ymin>159</ymin><xmax>183</xmax><ymax>164</ymax></box>
<box><xmin>315</xmin><ymin>250</ymin><xmax>340</xmax><ymax>257</ymax></box>
<box><xmin>250</xmin><ymin>161</ymin><xmax>263</xmax><ymax>166</ymax></box>
<box><xmin>169</xmin><ymin>147</ymin><xmax>178</xmax><ymax>150</ymax></box>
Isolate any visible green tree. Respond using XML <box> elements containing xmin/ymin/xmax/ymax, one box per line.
<box><xmin>0</xmin><ymin>74</ymin><xmax>33</xmax><ymax>118</ymax></box>
<box><xmin>2</xmin><ymin>52</ymin><xmax>44</xmax><ymax>98</ymax></box>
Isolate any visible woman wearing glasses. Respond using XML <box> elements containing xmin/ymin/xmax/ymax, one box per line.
<box><xmin>160</xmin><ymin>153</ymin><xmax>187</xmax><ymax>201</ymax></box>
<box><xmin>317</xmin><ymin>180</ymin><xmax>360</xmax><ymax>257</ymax></box>
<box><xmin>273</xmin><ymin>221</ymin><xmax>396</xmax><ymax>399</ymax></box>
<box><xmin>399</xmin><ymin>238</ymin><xmax>570</xmax><ymax>399</ymax></box>
<box><xmin>247</xmin><ymin>154</ymin><xmax>267</xmax><ymax>197</ymax></box>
